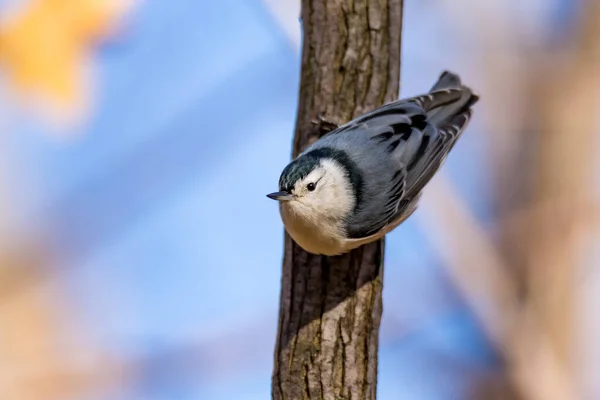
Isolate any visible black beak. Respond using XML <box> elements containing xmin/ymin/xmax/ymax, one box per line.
<box><xmin>266</xmin><ymin>191</ymin><xmax>294</xmax><ymax>201</ymax></box>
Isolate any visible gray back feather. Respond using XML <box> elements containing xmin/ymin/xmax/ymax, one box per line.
<box><xmin>302</xmin><ymin>71</ymin><xmax>479</xmax><ymax>238</ymax></box>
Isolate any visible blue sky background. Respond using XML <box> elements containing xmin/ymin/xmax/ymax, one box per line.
<box><xmin>0</xmin><ymin>0</ymin><xmax>578</xmax><ymax>399</ymax></box>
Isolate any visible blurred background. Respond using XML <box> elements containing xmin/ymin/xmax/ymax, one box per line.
<box><xmin>0</xmin><ymin>0</ymin><xmax>598</xmax><ymax>399</ymax></box>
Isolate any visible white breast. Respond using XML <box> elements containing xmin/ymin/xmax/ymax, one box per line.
<box><xmin>278</xmin><ymin>198</ymin><xmax>419</xmax><ymax>256</ymax></box>
<box><xmin>279</xmin><ymin>204</ymin><xmax>347</xmax><ymax>256</ymax></box>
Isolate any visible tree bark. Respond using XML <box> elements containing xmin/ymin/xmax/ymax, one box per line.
<box><xmin>272</xmin><ymin>1</ymin><xmax>403</xmax><ymax>399</ymax></box>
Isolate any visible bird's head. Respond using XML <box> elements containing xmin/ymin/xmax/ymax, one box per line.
<box><xmin>267</xmin><ymin>148</ymin><xmax>358</xmax><ymax>222</ymax></box>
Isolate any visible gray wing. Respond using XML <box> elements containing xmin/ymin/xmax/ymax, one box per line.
<box><xmin>337</xmin><ymin>71</ymin><xmax>479</xmax><ymax>239</ymax></box>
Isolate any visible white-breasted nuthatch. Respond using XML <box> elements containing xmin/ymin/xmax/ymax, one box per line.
<box><xmin>267</xmin><ymin>71</ymin><xmax>479</xmax><ymax>256</ymax></box>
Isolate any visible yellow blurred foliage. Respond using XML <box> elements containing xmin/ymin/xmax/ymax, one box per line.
<box><xmin>0</xmin><ymin>0</ymin><xmax>129</xmax><ymax>108</ymax></box>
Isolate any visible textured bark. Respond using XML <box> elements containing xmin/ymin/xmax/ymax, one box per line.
<box><xmin>272</xmin><ymin>1</ymin><xmax>403</xmax><ymax>399</ymax></box>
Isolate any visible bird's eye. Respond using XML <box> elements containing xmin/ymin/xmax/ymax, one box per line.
<box><xmin>307</xmin><ymin>182</ymin><xmax>316</xmax><ymax>191</ymax></box>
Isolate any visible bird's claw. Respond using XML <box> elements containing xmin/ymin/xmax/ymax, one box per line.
<box><xmin>311</xmin><ymin>113</ymin><xmax>340</xmax><ymax>134</ymax></box>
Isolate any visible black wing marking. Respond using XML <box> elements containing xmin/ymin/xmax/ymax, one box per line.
<box><xmin>357</xmin><ymin>168</ymin><xmax>407</xmax><ymax>237</ymax></box>
<box><xmin>381</xmin><ymin>169</ymin><xmax>407</xmax><ymax>224</ymax></box>
<box><xmin>350</xmin><ymin>108</ymin><xmax>473</xmax><ymax>239</ymax></box>
<box><xmin>327</xmin><ymin>100</ymin><xmax>421</xmax><ymax>136</ymax></box>
<box><xmin>401</xmin><ymin>109</ymin><xmax>472</xmax><ymax>203</ymax></box>
<box><xmin>333</xmin><ymin>75</ymin><xmax>477</xmax><ymax>239</ymax></box>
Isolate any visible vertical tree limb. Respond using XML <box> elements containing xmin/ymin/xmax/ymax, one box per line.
<box><xmin>272</xmin><ymin>1</ymin><xmax>403</xmax><ymax>399</ymax></box>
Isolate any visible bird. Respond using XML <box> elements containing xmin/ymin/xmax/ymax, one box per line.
<box><xmin>267</xmin><ymin>71</ymin><xmax>479</xmax><ymax>256</ymax></box>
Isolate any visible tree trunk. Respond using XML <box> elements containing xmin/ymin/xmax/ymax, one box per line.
<box><xmin>272</xmin><ymin>1</ymin><xmax>403</xmax><ymax>399</ymax></box>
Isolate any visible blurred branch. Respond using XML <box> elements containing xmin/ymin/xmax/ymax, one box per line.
<box><xmin>419</xmin><ymin>1</ymin><xmax>600</xmax><ymax>399</ymax></box>
<box><xmin>523</xmin><ymin>0</ymin><xmax>600</xmax><ymax>395</ymax></box>
<box><xmin>417</xmin><ymin>176</ymin><xmax>575</xmax><ymax>400</ymax></box>
<box><xmin>261</xmin><ymin>0</ymin><xmax>301</xmax><ymax>49</ymax></box>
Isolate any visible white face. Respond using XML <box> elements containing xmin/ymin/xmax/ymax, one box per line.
<box><xmin>284</xmin><ymin>158</ymin><xmax>355</xmax><ymax>222</ymax></box>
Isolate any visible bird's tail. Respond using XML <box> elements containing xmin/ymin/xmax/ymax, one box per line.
<box><xmin>424</xmin><ymin>71</ymin><xmax>479</xmax><ymax>127</ymax></box>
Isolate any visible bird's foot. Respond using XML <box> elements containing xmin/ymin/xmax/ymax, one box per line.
<box><xmin>311</xmin><ymin>113</ymin><xmax>340</xmax><ymax>135</ymax></box>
